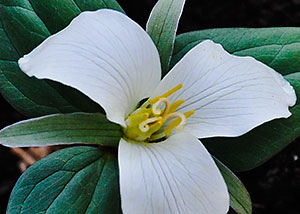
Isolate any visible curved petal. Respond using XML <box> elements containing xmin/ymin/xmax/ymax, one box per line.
<box><xmin>119</xmin><ymin>133</ymin><xmax>229</xmax><ymax>214</ymax></box>
<box><xmin>18</xmin><ymin>9</ymin><xmax>161</xmax><ymax>126</ymax></box>
<box><xmin>152</xmin><ymin>40</ymin><xmax>296</xmax><ymax>138</ymax></box>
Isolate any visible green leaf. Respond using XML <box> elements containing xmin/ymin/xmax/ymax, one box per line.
<box><xmin>0</xmin><ymin>113</ymin><xmax>122</xmax><ymax>148</ymax></box>
<box><xmin>146</xmin><ymin>0</ymin><xmax>185</xmax><ymax>76</ymax></box>
<box><xmin>172</xmin><ymin>28</ymin><xmax>300</xmax><ymax>76</ymax></box>
<box><xmin>26</xmin><ymin>0</ymin><xmax>124</xmax><ymax>34</ymax></box>
<box><xmin>73</xmin><ymin>0</ymin><xmax>124</xmax><ymax>14</ymax></box>
<box><xmin>204</xmin><ymin>72</ymin><xmax>300</xmax><ymax>172</ymax></box>
<box><xmin>7</xmin><ymin>146</ymin><xmax>121</xmax><ymax>214</ymax></box>
<box><xmin>0</xmin><ymin>0</ymin><xmax>123</xmax><ymax>117</ymax></box>
<box><xmin>215</xmin><ymin>158</ymin><xmax>252</xmax><ymax>214</ymax></box>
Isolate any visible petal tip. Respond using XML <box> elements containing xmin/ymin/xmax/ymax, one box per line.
<box><xmin>18</xmin><ymin>55</ymin><xmax>32</xmax><ymax>76</ymax></box>
<box><xmin>200</xmin><ymin>39</ymin><xmax>223</xmax><ymax>49</ymax></box>
<box><xmin>281</xmin><ymin>78</ymin><xmax>297</xmax><ymax>107</ymax></box>
<box><xmin>269</xmin><ymin>67</ymin><xmax>297</xmax><ymax>107</ymax></box>
<box><xmin>199</xmin><ymin>40</ymin><xmax>297</xmax><ymax>107</ymax></box>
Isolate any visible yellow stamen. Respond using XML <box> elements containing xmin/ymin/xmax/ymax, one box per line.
<box><xmin>123</xmin><ymin>84</ymin><xmax>194</xmax><ymax>142</ymax></box>
<box><xmin>185</xmin><ymin>110</ymin><xmax>195</xmax><ymax>118</ymax></box>
<box><xmin>125</xmin><ymin>112</ymin><xmax>149</xmax><ymax>127</ymax></box>
<box><xmin>148</xmin><ymin>84</ymin><xmax>183</xmax><ymax>104</ymax></box>
<box><xmin>168</xmin><ymin>99</ymin><xmax>184</xmax><ymax>114</ymax></box>
<box><xmin>164</xmin><ymin>110</ymin><xmax>195</xmax><ymax>136</ymax></box>
<box><xmin>164</xmin><ymin>113</ymin><xmax>186</xmax><ymax>137</ymax></box>
<box><xmin>161</xmin><ymin>84</ymin><xmax>183</xmax><ymax>98</ymax></box>
<box><xmin>135</xmin><ymin>120</ymin><xmax>163</xmax><ymax>142</ymax></box>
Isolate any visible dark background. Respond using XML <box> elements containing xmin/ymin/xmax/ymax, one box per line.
<box><xmin>1</xmin><ymin>0</ymin><xmax>300</xmax><ymax>213</ymax></box>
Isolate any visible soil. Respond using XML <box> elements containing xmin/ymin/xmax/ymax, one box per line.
<box><xmin>1</xmin><ymin>0</ymin><xmax>300</xmax><ymax>213</ymax></box>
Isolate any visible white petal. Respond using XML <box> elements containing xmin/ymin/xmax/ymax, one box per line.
<box><xmin>152</xmin><ymin>40</ymin><xmax>296</xmax><ymax>138</ymax></box>
<box><xmin>18</xmin><ymin>9</ymin><xmax>161</xmax><ymax>126</ymax></box>
<box><xmin>119</xmin><ymin>133</ymin><xmax>229</xmax><ymax>214</ymax></box>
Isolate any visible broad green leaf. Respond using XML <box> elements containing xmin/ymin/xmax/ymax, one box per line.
<box><xmin>27</xmin><ymin>0</ymin><xmax>124</xmax><ymax>34</ymax></box>
<box><xmin>0</xmin><ymin>113</ymin><xmax>122</xmax><ymax>147</ymax></box>
<box><xmin>0</xmin><ymin>62</ymin><xmax>100</xmax><ymax>117</ymax></box>
<box><xmin>27</xmin><ymin>0</ymin><xmax>81</xmax><ymax>34</ymax></box>
<box><xmin>215</xmin><ymin>158</ymin><xmax>252</xmax><ymax>214</ymax></box>
<box><xmin>203</xmin><ymin>72</ymin><xmax>300</xmax><ymax>171</ymax></box>
<box><xmin>0</xmin><ymin>9</ymin><xmax>100</xmax><ymax>116</ymax></box>
<box><xmin>172</xmin><ymin>28</ymin><xmax>300</xmax><ymax>76</ymax></box>
<box><xmin>0</xmin><ymin>1</ymin><xmax>50</xmax><ymax>55</ymax></box>
<box><xmin>0</xmin><ymin>0</ymin><xmax>123</xmax><ymax>117</ymax></box>
<box><xmin>7</xmin><ymin>146</ymin><xmax>120</xmax><ymax>214</ymax></box>
<box><xmin>146</xmin><ymin>0</ymin><xmax>185</xmax><ymax>76</ymax></box>
<box><xmin>73</xmin><ymin>0</ymin><xmax>124</xmax><ymax>14</ymax></box>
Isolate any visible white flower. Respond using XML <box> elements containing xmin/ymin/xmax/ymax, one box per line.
<box><xmin>18</xmin><ymin>9</ymin><xmax>296</xmax><ymax>214</ymax></box>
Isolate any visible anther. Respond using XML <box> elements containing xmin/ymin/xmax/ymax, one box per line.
<box><xmin>168</xmin><ymin>99</ymin><xmax>184</xmax><ymax>113</ymax></box>
<box><xmin>161</xmin><ymin>84</ymin><xmax>183</xmax><ymax>98</ymax></box>
<box><xmin>164</xmin><ymin>113</ymin><xmax>186</xmax><ymax>136</ymax></box>
<box><xmin>164</xmin><ymin>110</ymin><xmax>195</xmax><ymax>136</ymax></box>
<box><xmin>148</xmin><ymin>84</ymin><xmax>183</xmax><ymax>104</ymax></box>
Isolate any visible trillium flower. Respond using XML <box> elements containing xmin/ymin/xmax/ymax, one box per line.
<box><xmin>18</xmin><ymin>9</ymin><xmax>296</xmax><ymax>214</ymax></box>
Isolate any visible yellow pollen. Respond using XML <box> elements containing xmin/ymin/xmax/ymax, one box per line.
<box><xmin>184</xmin><ymin>110</ymin><xmax>195</xmax><ymax>118</ymax></box>
<box><xmin>168</xmin><ymin>99</ymin><xmax>184</xmax><ymax>113</ymax></box>
<box><xmin>123</xmin><ymin>84</ymin><xmax>194</xmax><ymax>142</ymax></box>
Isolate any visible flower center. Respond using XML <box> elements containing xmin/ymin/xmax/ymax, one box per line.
<box><xmin>123</xmin><ymin>84</ymin><xmax>194</xmax><ymax>142</ymax></box>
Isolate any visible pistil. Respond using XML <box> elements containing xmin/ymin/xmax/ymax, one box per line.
<box><xmin>123</xmin><ymin>84</ymin><xmax>195</xmax><ymax>142</ymax></box>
